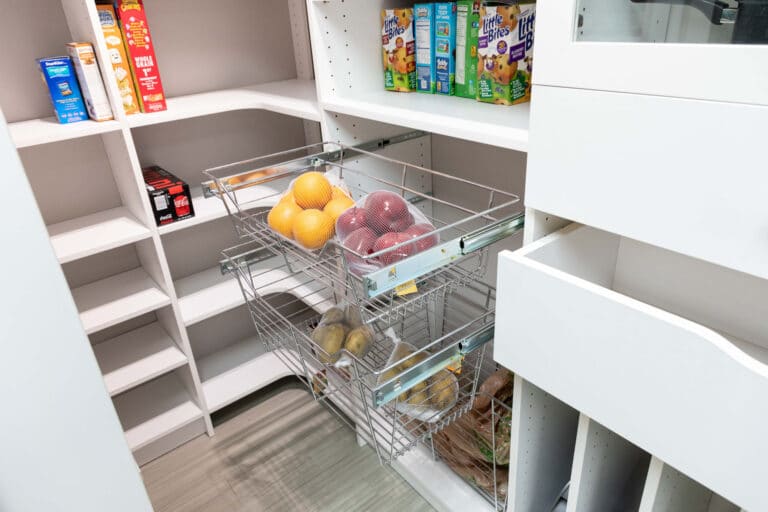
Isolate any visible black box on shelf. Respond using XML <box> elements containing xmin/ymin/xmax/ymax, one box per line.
<box><xmin>142</xmin><ymin>165</ymin><xmax>195</xmax><ymax>226</ymax></box>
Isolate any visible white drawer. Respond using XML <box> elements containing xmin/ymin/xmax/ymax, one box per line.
<box><xmin>495</xmin><ymin>223</ymin><xmax>768</xmax><ymax>512</ymax></box>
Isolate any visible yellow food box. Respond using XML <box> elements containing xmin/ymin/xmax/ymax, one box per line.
<box><xmin>96</xmin><ymin>4</ymin><xmax>139</xmax><ymax>115</ymax></box>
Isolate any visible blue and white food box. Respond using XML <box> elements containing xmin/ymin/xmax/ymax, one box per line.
<box><xmin>37</xmin><ymin>56</ymin><xmax>88</xmax><ymax>124</ymax></box>
<box><xmin>414</xmin><ymin>4</ymin><xmax>436</xmax><ymax>93</ymax></box>
<box><xmin>435</xmin><ymin>3</ymin><xmax>457</xmax><ymax>95</ymax></box>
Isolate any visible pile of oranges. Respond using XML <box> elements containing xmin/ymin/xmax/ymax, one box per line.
<box><xmin>267</xmin><ymin>172</ymin><xmax>355</xmax><ymax>250</ymax></box>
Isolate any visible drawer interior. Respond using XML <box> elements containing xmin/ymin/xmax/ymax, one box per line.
<box><xmin>525</xmin><ymin>224</ymin><xmax>768</xmax><ymax>364</ymax></box>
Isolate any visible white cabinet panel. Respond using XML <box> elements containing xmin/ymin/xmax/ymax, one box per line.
<box><xmin>495</xmin><ymin>223</ymin><xmax>767</xmax><ymax>511</ymax></box>
<box><xmin>527</xmin><ymin>86</ymin><xmax>768</xmax><ymax>280</ymax></box>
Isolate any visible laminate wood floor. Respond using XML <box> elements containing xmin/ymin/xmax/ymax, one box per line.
<box><xmin>142</xmin><ymin>379</ymin><xmax>436</xmax><ymax>512</ymax></box>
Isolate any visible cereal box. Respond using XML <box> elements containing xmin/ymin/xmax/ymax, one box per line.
<box><xmin>455</xmin><ymin>1</ymin><xmax>480</xmax><ymax>99</ymax></box>
<box><xmin>96</xmin><ymin>4</ymin><xmax>139</xmax><ymax>115</ymax></box>
<box><xmin>435</xmin><ymin>3</ymin><xmax>457</xmax><ymax>96</ymax></box>
<box><xmin>477</xmin><ymin>3</ymin><xmax>535</xmax><ymax>105</ymax></box>
<box><xmin>414</xmin><ymin>4</ymin><xmax>435</xmax><ymax>93</ymax></box>
<box><xmin>115</xmin><ymin>0</ymin><xmax>167</xmax><ymax>112</ymax></box>
<box><xmin>66</xmin><ymin>43</ymin><xmax>114</xmax><ymax>122</ymax></box>
<box><xmin>381</xmin><ymin>8</ymin><xmax>417</xmax><ymax>92</ymax></box>
<box><xmin>37</xmin><ymin>57</ymin><xmax>88</xmax><ymax>124</ymax></box>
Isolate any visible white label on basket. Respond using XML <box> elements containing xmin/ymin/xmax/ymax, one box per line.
<box><xmin>154</xmin><ymin>195</ymin><xmax>168</xmax><ymax>211</ymax></box>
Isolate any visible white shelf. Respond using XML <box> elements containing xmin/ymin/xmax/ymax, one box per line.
<box><xmin>175</xmin><ymin>259</ymin><xmax>332</xmax><ymax>326</ymax></box>
<box><xmin>8</xmin><ymin>117</ymin><xmax>122</xmax><ymax>149</ymax></box>
<box><xmin>323</xmin><ymin>91</ymin><xmax>530</xmax><ymax>152</ymax></box>
<box><xmin>93</xmin><ymin>322</ymin><xmax>188</xmax><ymax>396</ymax></box>
<box><xmin>199</xmin><ymin>343</ymin><xmax>292</xmax><ymax>412</ymax></box>
<box><xmin>127</xmin><ymin>79</ymin><xmax>320</xmax><ymax>128</ymax></box>
<box><xmin>47</xmin><ymin>207</ymin><xmax>151</xmax><ymax>263</ymax></box>
<box><xmin>113</xmin><ymin>372</ymin><xmax>203</xmax><ymax>451</ymax></box>
<box><xmin>71</xmin><ymin>268</ymin><xmax>171</xmax><ymax>334</ymax></box>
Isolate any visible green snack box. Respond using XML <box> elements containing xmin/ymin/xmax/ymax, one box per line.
<box><xmin>456</xmin><ymin>1</ymin><xmax>480</xmax><ymax>99</ymax></box>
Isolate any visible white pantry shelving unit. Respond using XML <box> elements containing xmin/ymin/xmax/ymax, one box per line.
<box><xmin>2</xmin><ymin>0</ymin><xmax>763</xmax><ymax>511</ymax></box>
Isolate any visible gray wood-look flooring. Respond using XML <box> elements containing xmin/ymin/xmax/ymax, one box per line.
<box><xmin>142</xmin><ymin>379</ymin><xmax>436</xmax><ymax>512</ymax></box>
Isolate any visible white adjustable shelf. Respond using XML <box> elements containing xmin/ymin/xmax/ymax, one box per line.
<box><xmin>323</xmin><ymin>91</ymin><xmax>530</xmax><ymax>152</ymax></box>
<box><xmin>47</xmin><ymin>207</ymin><xmax>151</xmax><ymax>264</ymax></box>
<box><xmin>93</xmin><ymin>322</ymin><xmax>188</xmax><ymax>397</ymax></box>
<box><xmin>127</xmin><ymin>79</ymin><xmax>320</xmax><ymax>128</ymax></box>
<box><xmin>71</xmin><ymin>268</ymin><xmax>171</xmax><ymax>334</ymax></box>
<box><xmin>198</xmin><ymin>344</ymin><xmax>292</xmax><ymax>413</ymax></box>
<box><xmin>8</xmin><ymin>117</ymin><xmax>122</xmax><ymax>148</ymax></box>
<box><xmin>113</xmin><ymin>372</ymin><xmax>203</xmax><ymax>452</ymax></box>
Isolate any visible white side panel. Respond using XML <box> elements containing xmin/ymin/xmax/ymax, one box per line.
<box><xmin>0</xmin><ymin>110</ymin><xmax>152</xmax><ymax>511</ymax></box>
<box><xmin>527</xmin><ymin>86</ymin><xmax>768</xmax><ymax>280</ymax></box>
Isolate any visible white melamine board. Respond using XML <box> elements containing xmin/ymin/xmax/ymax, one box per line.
<box><xmin>127</xmin><ymin>80</ymin><xmax>320</xmax><ymax>127</ymax></box>
<box><xmin>567</xmin><ymin>415</ymin><xmax>649</xmax><ymax>512</ymax></box>
<box><xmin>93</xmin><ymin>322</ymin><xmax>187</xmax><ymax>397</ymax></box>
<box><xmin>495</xmin><ymin>223</ymin><xmax>768</xmax><ymax>511</ymax></box>
<box><xmin>526</xmin><ymin>86</ymin><xmax>768</xmax><ymax>280</ymax></box>
<box><xmin>63</xmin><ymin>244</ymin><xmax>140</xmax><ymax>289</ymax></box>
<box><xmin>200</xmin><ymin>349</ymin><xmax>292</xmax><ymax>412</ymax></box>
<box><xmin>113</xmin><ymin>371</ymin><xmax>203</xmax><ymax>451</ymax></box>
<box><xmin>71</xmin><ymin>267</ymin><xmax>171</xmax><ymax>334</ymax></box>
<box><xmin>9</xmin><ymin>118</ymin><xmax>122</xmax><ymax>148</ymax></box>
<box><xmin>639</xmin><ymin>457</ymin><xmax>740</xmax><ymax>512</ymax></box>
<box><xmin>132</xmin><ymin>417</ymin><xmax>206</xmax><ymax>467</ymax></box>
<box><xmin>47</xmin><ymin>207</ymin><xmax>151</xmax><ymax>263</ymax></box>
<box><xmin>508</xmin><ymin>375</ymin><xmax>579</xmax><ymax>512</ymax></box>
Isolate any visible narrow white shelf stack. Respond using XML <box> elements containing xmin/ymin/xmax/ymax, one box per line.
<box><xmin>8</xmin><ymin>117</ymin><xmax>122</xmax><ymax>148</ymax></box>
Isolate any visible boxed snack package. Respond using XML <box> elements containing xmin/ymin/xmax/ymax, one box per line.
<box><xmin>477</xmin><ymin>2</ymin><xmax>535</xmax><ymax>105</ymax></box>
<box><xmin>66</xmin><ymin>43</ymin><xmax>114</xmax><ymax>122</ymax></box>
<box><xmin>381</xmin><ymin>8</ymin><xmax>417</xmax><ymax>92</ymax></box>
<box><xmin>455</xmin><ymin>1</ymin><xmax>480</xmax><ymax>99</ymax></box>
<box><xmin>96</xmin><ymin>4</ymin><xmax>139</xmax><ymax>115</ymax></box>
<box><xmin>143</xmin><ymin>166</ymin><xmax>195</xmax><ymax>226</ymax></box>
<box><xmin>37</xmin><ymin>57</ymin><xmax>88</xmax><ymax>124</ymax></box>
<box><xmin>435</xmin><ymin>3</ymin><xmax>457</xmax><ymax>95</ymax></box>
<box><xmin>414</xmin><ymin>4</ymin><xmax>436</xmax><ymax>93</ymax></box>
<box><xmin>115</xmin><ymin>0</ymin><xmax>167</xmax><ymax>113</ymax></box>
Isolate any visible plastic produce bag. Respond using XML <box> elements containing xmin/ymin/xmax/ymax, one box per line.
<box><xmin>335</xmin><ymin>190</ymin><xmax>440</xmax><ymax>276</ymax></box>
<box><xmin>376</xmin><ymin>328</ymin><xmax>458</xmax><ymax>422</ymax></box>
<box><xmin>309</xmin><ymin>304</ymin><xmax>375</xmax><ymax>368</ymax></box>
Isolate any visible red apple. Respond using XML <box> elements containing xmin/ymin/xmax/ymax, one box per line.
<box><xmin>343</xmin><ymin>227</ymin><xmax>378</xmax><ymax>272</ymax></box>
<box><xmin>364</xmin><ymin>191</ymin><xmax>413</xmax><ymax>234</ymax></box>
<box><xmin>404</xmin><ymin>223</ymin><xmax>439</xmax><ymax>252</ymax></box>
<box><xmin>336</xmin><ymin>207</ymin><xmax>368</xmax><ymax>241</ymax></box>
<box><xmin>373</xmin><ymin>232</ymin><xmax>415</xmax><ymax>266</ymax></box>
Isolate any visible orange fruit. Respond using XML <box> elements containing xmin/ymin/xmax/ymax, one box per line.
<box><xmin>279</xmin><ymin>190</ymin><xmax>297</xmax><ymax>205</ymax></box>
<box><xmin>293</xmin><ymin>172</ymin><xmax>332</xmax><ymax>209</ymax></box>
<box><xmin>323</xmin><ymin>197</ymin><xmax>355</xmax><ymax>222</ymax></box>
<box><xmin>267</xmin><ymin>200</ymin><xmax>302</xmax><ymax>239</ymax></box>
<box><xmin>292</xmin><ymin>209</ymin><xmax>335</xmax><ymax>250</ymax></box>
<box><xmin>332</xmin><ymin>186</ymin><xmax>351</xmax><ymax>200</ymax></box>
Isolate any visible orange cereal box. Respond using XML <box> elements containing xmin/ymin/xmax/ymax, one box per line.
<box><xmin>381</xmin><ymin>8</ymin><xmax>417</xmax><ymax>92</ymax></box>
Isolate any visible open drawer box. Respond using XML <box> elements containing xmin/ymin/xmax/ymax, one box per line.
<box><xmin>495</xmin><ymin>223</ymin><xmax>767</xmax><ymax>512</ymax></box>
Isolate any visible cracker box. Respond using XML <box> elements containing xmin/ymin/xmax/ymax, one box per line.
<box><xmin>381</xmin><ymin>8</ymin><xmax>417</xmax><ymax>92</ymax></box>
<box><xmin>143</xmin><ymin>166</ymin><xmax>195</xmax><ymax>226</ymax></box>
<box><xmin>66</xmin><ymin>43</ymin><xmax>114</xmax><ymax>122</ymax></box>
<box><xmin>414</xmin><ymin>4</ymin><xmax>436</xmax><ymax>93</ymax></box>
<box><xmin>37</xmin><ymin>57</ymin><xmax>88</xmax><ymax>124</ymax></box>
<box><xmin>115</xmin><ymin>0</ymin><xmax>167</xmax><ymax>112</ymax></box>
<box><xmin>435</xmin><ymin>3</ymin><xmax>457</xmax><ymax>96</ymax></box>
<box><xmin>96</xmin><ymin>4</ymin><xmax>139</xmax><ymax>115</ymax></box>
<box><xmin>477</xmin><ymin>3</ymin><xmax>535</xmax><ymax>105</ymax></box>
<box><xmin>455</xmin><ymin>1</ymin><xmax>480</xmax><ymax>99</ymax></box>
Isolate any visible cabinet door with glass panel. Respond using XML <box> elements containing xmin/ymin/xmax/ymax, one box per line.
<box><xmin>534</xmin><ymin>0</ymin><xmax>768</xmax><ymax>104</ymax></box>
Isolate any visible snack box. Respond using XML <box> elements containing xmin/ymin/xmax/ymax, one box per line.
<box><xmin>115</xmin><ymin>0</ymin><xmax>167</xmax><ymax>112</ymax></box>
<box><xmin>455</xmin><ymin>1</ymin><xmax>480</xmax><ymax>99</ymax></box>
<box><xmin>66</xmin><ymin>43</ymin><xmax>114</xmax><ymax>122</ymax></box>
<box><xmin>37</xmin><ymin>57</ymin><xmax>88</xmax><ymax>124</ymax></box>
<box><xmin>96</xmin><ymin>4</ymin><xmax>139</xmax><ymax>115</ymax></box>
<box><xmin>381</xmin><ymin>8</ymin><xmax>417</xmax><ymax>92</ymax></box>
<box><xmin>143</xmin><ymin>166</ymin><xmax>195</xmax><ymax>226</ymax></box>
<box><xmin>435</xmin><ymin>3</ymin><xmax>457</xmax><ymax>96</ymax></box>
<box><xmin>477</xmin><ymin>2</ymin><xmax>535</xmax><ymax>105</ymax></box>
<box><xmin>414</xmin><ymin>4</ymin><xmax>436</xmax><ymax>93</ymax></box>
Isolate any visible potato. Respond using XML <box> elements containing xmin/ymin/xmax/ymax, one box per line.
<box><xmin>312</xmin><ymin>323</ymin><xmax>346</xmax><ymax>364</ymax></box>
<box><xmin>398</xmin><ymin>390</ymin><xmax>410</xmax><ymax>402</ymax></box>
<box><xmin>408</xmin><ymin>390</ymin><xmax>429</xmax><ymax>406</ymax></box>
<box><xmin>391</xmin><ymin>343</ymin><xmax>413</xmax><ymax>364</ymax></box>
<box><xmin>344</xmin><ymin>327</ymin><xmax>374</xmax><ymax>359</ymax></box>
<box><xmin>344</xmin><ymin>305</ymin><xmax>364</xmax><ymax>328</ymax></box>
<box><xmin>379</xmin><ymin>367</ymin><xmax>399</xmax><ymax>384</ymax></box>
<box><xmin>430</xmin><ymin>370</ymin><xmax>457</xmax><ymax>410</ymax></box>
<box><xmin>320</xmin><ymin>307</ymin><xmax>345</xmax><ymax>325</ymax></box>
<box><xmin>410</xmin><ymin>380</ymin><xmax>427</xmax><ymax>393</ymax></box>
<box><xmin>400</xmin><ymin>351</ymin><xmax>428</xmax><ymax>370</ymax></box>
